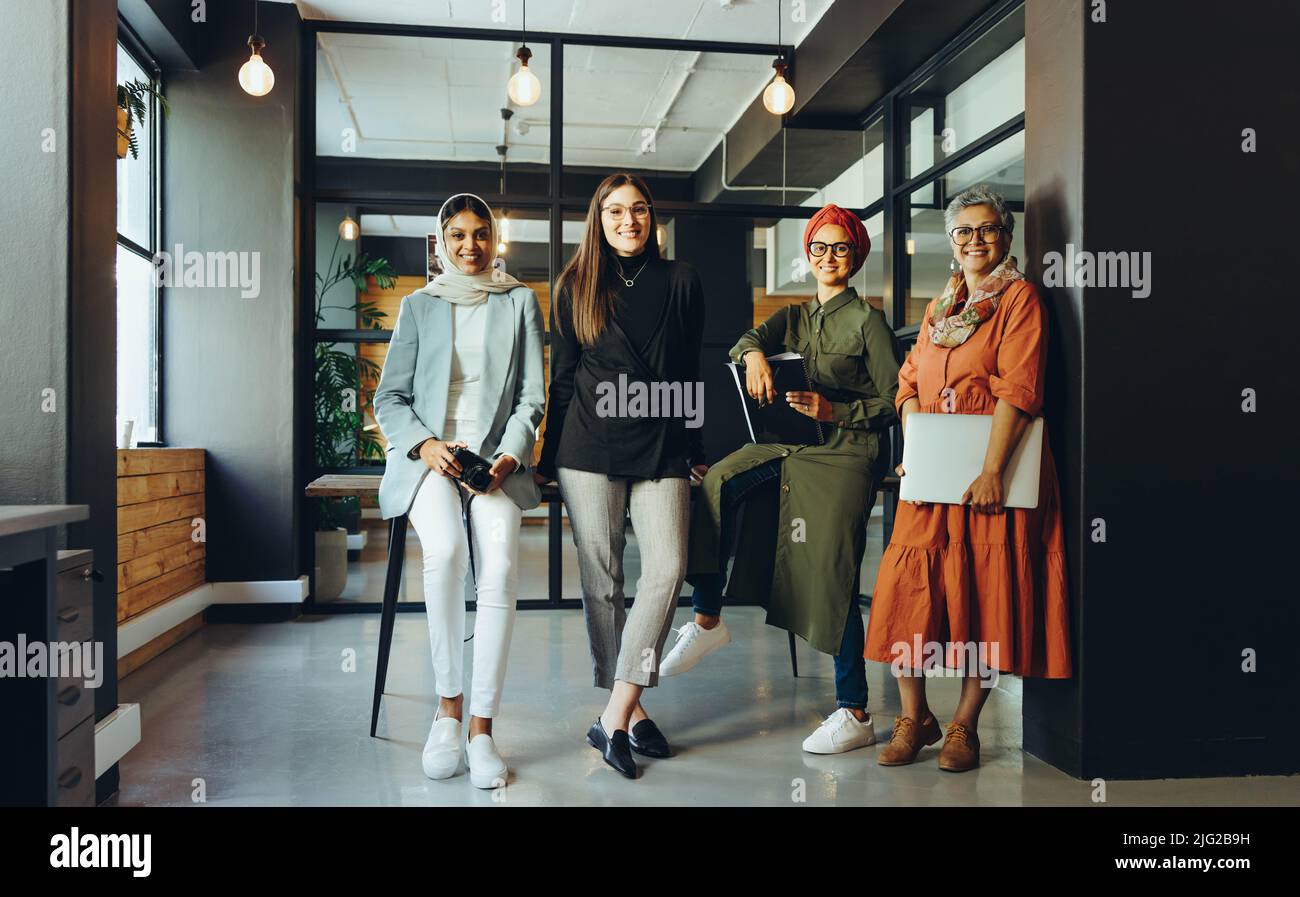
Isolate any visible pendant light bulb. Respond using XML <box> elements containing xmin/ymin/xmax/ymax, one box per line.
<box><xmin>507</xmin><ymin>46</ymin><xmax>541</xmax><ymax>107</ymax></box>
<box><xmin>239</xmin><ymin>35</ymin><xmax>275</xmax><ymax>96</ymax></box>
<box><xmin>339</xmin><ymin>216</ymin><xmax>359</xmax><ymax>241</ymax></box>
<box><xmin>763</xmin><ymin>60</ymin><xmax>795</xmax><ymax>115</ymax></box>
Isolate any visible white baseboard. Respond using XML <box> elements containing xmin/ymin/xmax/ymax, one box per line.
<box><xmin>346</xmin><ymin>531</ymin><xmax>368</xmax><ymax>551</ymax></box>
<box><xmin>117</xmin><ymin>583</ymin><xmax>214</xmax><ymax>658</ymax></box>
<box><xmin>209</xmin><ymin>576</ymin><xmax>309</xmax><ymax>605</ymax></box>
<box><xmin>95</xmin><ymin>703</ymin><xmax>141</xmax><ymax>779</ymax></box>
<box><xmin>117</xmin><ymin>576</ymin><xmax>309</xmax><ymax>659</ymax></box>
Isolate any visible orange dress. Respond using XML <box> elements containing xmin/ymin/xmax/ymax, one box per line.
<box><xmin>864</xmin><ymin>280</ymin><xmax>1072</xmax><ymax>678</ymax></box>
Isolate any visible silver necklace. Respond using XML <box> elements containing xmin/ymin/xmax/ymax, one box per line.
<box><xmin>616</xmin><ymin>257</ymin><xmax>649</xmax><ymax>288</ymax></box>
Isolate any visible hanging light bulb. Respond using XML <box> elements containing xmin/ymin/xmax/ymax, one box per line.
<box><xmin>339</xmin><ymin>216</ymin><xmax>359</xmax><ymax>241</ymax></box>
<box><xmin>506</xmin><ymin>1</ymin><xmax>541</xmax><ymax>107</ymax></box>
<box><xmin>762</xmin><ymin>2</ymin><xmax>794</xmax><ymax>116</ymax></box>
<box><xmin>238</xmin><ymin>3</ymin><xmax>274</xmax><ymax>96</ymax></box>
<box><xmin>763</xmin><ymin>59</ymin><xmax>795</xmax><ymax>115</ymax></box>
<box><xmin>498</xmin><ymin>213</ymin><xmax>511</xmax><ymax>244</ymax></box>
<box><xmin>497</xmin><ymin>241</ymin><xmax>508</xmax><ymax>255</ymax></box>
<box><xmin>507</xmin><ymin>46</ymin><xmax>541</xmax><ymax>106</ymax></box>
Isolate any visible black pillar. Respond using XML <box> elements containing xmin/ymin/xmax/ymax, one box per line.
<box><xmin>1023</xmin><ymin>0</ymin><xmax>1300</xmax><ymax>778</ymax></box>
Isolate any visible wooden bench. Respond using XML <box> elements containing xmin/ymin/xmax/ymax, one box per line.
<box><xmin>305</xmin><ymin>472</ymin><xmax>899</xmax><ymax>737</ymax></box>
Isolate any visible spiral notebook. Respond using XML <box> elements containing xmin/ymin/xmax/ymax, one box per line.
<box><xmin>727</xmin><ymin>352</ymin><xmax>826</xmax><ymax>446</ymax></box>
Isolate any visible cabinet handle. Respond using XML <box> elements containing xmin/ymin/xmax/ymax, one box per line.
<box><xmin>81</xmin><ymin>568</ymin><xmax>104</xmax><ymax>583</ymax></box>
<box><xmin>57</xmin><ymin>685</ymin><xmax>81</xmax><ymax>705</ymax></box>
<box><xmin>57</xmin><ymin>607</ymin><xmax>80</xmax><ymax>624</ymax></box>
<box><xmin>58</xmin><ymin>767</ymin><xmax>83</xmax><ymax>789</ymax></box>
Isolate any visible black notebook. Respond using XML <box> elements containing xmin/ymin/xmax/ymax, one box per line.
<box><xmin>727</xmin><ymin>352</ymin><xmax>826</xmax><ymax>446</ymax></box>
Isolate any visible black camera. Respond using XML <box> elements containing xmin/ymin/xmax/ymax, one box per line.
<box><xmin>450</xmin><ymin>445</ymin><xmax>495</xmax><ymax>493</ymax></box>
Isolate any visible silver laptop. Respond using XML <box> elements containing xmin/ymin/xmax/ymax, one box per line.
<box><xmin>899</xmin><ymin>413</ymin><xmax>1044</xmax><ymax>508</ymax></box>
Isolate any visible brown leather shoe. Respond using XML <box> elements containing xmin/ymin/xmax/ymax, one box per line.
<box><xmin>877</xmin><ymin>714</ymin><xmax>942</xmax><ymax>766</ymax></box>
<box><xmin>937</xmin><ymin>722</ymin><xmax>980</xmax><ymax>772</ymax></box>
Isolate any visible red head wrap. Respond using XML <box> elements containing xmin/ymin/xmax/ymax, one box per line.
<box><xmin>803</xmin><ymin>204</ymin><xmax>871</xmax><ymax>277</ymax></box>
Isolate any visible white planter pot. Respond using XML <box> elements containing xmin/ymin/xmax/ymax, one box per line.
<box><xmin>314</xmin><ymin>527</ymin><xmax>349</xmax><ymax>602</ymax></box>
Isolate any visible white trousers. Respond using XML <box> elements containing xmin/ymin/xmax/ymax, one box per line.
<box><xmin>405</xmin><ymin>469</ymin><xmax>521</xmax><ymax>719</ymax></box>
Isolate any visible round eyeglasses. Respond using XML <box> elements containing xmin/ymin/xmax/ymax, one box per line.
<box><xmin>807</xmin><ymin>241</ymin><xmax>853</xmax><ymax>258</ymax></box>
<box><xmin>949</xmin><ymin>224</ymin><xmax>1007</xmax><ymax>245</ymax></box>
<box><xmin>602</xmin><ymin>202</ymin><xmax>652</xmax><ymax>220</ymax></box>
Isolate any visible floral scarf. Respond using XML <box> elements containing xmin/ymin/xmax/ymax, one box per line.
<box><xmin>928</xmin><ymin>255</ymin><xmax>1024</xmax><ymax>348</ymax></box>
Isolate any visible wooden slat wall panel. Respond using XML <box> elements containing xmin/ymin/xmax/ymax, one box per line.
<box><xmin>116</xmin><ymin>448</ymin><xmax>204</xmax><ymax>476</ymax></box>
<box><xmin>117</xmin><ymin>539</ymin><xmax>206</xmax><ymax>592</ymax></box>
<box><xmin>118</xmin><ymin>519</ymin><xmax>196</xmax><ymax>563</ymax></box>
<box><xmin>117</xmin><ymin>470</ymin><xmax>203</xmax><ymax>506</ymax></box>
<box><xmin>117</xmin><ymin>559</ymin><xmax>205</xmax><ymax>623</ymax></box>
<box><xmin>751</xmin><ymin>289</ymin><xmax>885</xmax><ymax>326</ymax></box>
<box><xmin>117</xmin><ymin>493</ymin><xmax>204</xmax><ymax>536</ymax></box>
<box><xmin>117</xmin><ymin>448</ymin><xmax>207</xmax><ymax>625</ymax></box>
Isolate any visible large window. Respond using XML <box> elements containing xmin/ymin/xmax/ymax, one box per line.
<box><xmin>893</xmin><ymin>2</ymin><xmax>1025</xmax><ymax>327</ymax></box>
<box><xmin>115</xmin><ymin>37</ymin><xmax>161</xmax><ymax>445</ymax></box>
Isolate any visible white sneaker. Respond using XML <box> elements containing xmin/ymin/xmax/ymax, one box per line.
<box><xmin>421</xmin><ymin>710</ymin><xmax>463</xmax><ymax>779</ymax></box>
<box><xmin>660</xmin><ymin>620</ymin><xmax>732</xmax><ymax>677</ymax></box>
<box><xmin>801</xmin><ymin>708</ymin><xmax>878</xmax><ymax>754</ymax></box>
<box><xmin>467</xmin><ymin>733</ymin><xmax>509</xmax><ymax>790</ymax></box>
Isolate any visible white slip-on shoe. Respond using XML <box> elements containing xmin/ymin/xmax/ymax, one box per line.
<box><xmin>422</xmin><ymin>710</ymin><xmax>463</xmax><ymax>780</ymax></box>
<box><xmin>466</xmin><ymin>733</ymin><xmax>509</xmax><ymax>790</ymax></box>
<box><xmin>801</xmin><ymin>708</ymin><xmax>878</xmax><ymax>754</ymax></box>
<box><xmin>660</xmin><ymin>620</ymin><xmax>732</xmax><ymax>677</ymax></box>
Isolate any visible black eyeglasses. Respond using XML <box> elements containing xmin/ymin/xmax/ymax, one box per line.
<box><xmin>807</xmin><ymin>241</ymin><xmax>853</xmax><ymax>258</ymax></box>
<box><xmin>949</xmin><ymin>224</ymin><xmax>1007</xmax><ymax>245</ymax></box>
<box><xmin>602</xmin><ymin>202</ymin><xmax>652</xmax><ymax>220</ymax></box>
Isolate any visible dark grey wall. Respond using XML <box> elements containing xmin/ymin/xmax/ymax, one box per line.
<box><xmin>162</xmin><ymin>1</ymin><xmax>301</xmax><ymax>582</ymax></box>
<box><xmin>1023</xmin><ymin>0</ymin><xmax>1299</xmax><ymax>778</ymax></box>
<box><xmin>118</xmin><ymin>0</ymin><xmax>204</xmax><ymax>70</ymax></box>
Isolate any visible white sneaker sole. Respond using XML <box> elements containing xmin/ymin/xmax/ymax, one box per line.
<box><xmin>661</xmin><ymin>628</ymin><xmax>732</xmax><ymax>677</ymax></box>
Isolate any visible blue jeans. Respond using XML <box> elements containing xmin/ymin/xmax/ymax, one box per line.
<box><xmin>690</xmin><ymin>459</ymin><xmax>869</xmax><ymax>711</ymax></box>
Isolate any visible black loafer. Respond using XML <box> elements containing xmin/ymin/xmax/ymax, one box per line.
<box><xmin>628</xmin><ymin>719</ymin><xmax>672</xmax><ymax>758</ymax></box>
<box><xmin>586</xmin><ymin>719</ymin><xmax>637</xmax><ymax>779</ymax></box>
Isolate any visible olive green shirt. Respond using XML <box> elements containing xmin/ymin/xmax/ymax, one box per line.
<box><xmin>730</xmin><ymin>286</ymin><xmax>900</xmax><ymax>432</ymax></box>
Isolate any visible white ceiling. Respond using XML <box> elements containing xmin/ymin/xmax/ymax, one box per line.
<box><xmin>286</xmin><ymin>0</ymin><xmax>831</xmax><ymax>43</ymax></box>
<box><xmin>310</xmin><ymin>0</ymin><xmax>834</xmax><ymax>170</ymax></box>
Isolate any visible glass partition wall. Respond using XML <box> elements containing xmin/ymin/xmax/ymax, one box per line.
<box><xmin>299</xmin><ymin>1</ymin><xmax>1026</xmax><ymax>612</ymax></box>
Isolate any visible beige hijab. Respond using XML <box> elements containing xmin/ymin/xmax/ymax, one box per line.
<box><xmin>416</xmin><ymin>193</ymin><xmax>522</xmax><ymax>305</ymax></box>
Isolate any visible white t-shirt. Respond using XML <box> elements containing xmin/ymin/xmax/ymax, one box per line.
<box><xmin>441</xmin><ymin>301</ymin><xmax>488</xmax><ymax>453</ymax></box>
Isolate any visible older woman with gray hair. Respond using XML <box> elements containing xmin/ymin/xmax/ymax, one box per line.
<box><xmin>864</xmin><ymin>184</ymin><xmax>1072</xmax><ymax>772</ymax></box>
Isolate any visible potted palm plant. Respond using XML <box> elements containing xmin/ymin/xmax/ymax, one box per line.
<box><xmin>117</xmin><ymin>78</ymin><xmax>168</xmax><ymax>160</ymax></box>
<box><xmin>313</xmin><ymin>232</ymin><xmax>397</xmax><ymax>600</ymax></box>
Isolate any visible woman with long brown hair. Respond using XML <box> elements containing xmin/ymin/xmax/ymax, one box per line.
<box><xmin>535</xmin><ymin>173</ymin><xmax>708</xmax><ymax>779</ymax></box>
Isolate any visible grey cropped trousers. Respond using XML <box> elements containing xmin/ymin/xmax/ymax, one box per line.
<box><xmin>556</xmin><ymin>467</ymin><xmax>690</xmax><ymax>689</ymax></box>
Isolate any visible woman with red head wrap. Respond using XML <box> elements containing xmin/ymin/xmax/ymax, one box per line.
<box><xmin>663</xmin><ymin>204</ymin><xmax>902</xmax><ymax>756</ymax></box>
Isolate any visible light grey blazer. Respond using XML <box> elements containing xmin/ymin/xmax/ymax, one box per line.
<box><xmin>373</xmin><ymin>285</ymin><xmax>546</xmax><ymax>518</ymax></box>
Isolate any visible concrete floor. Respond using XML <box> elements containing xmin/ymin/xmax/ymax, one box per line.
<box><xmin>112</xmin><ymin>606</ymin><xmax>1298</xmax><ymax>807</ymax></box>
